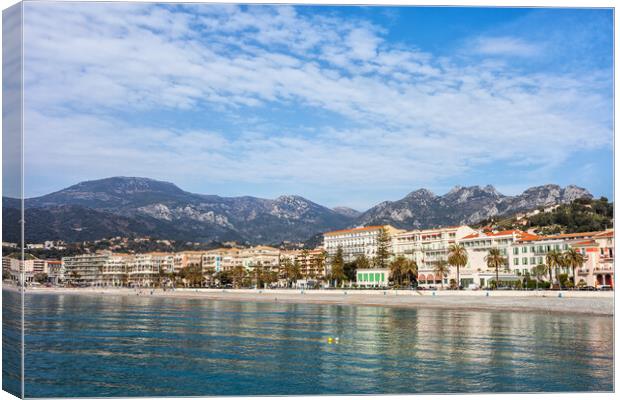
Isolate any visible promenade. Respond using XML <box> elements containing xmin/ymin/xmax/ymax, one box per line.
<box><xmin>17</xmin><ymin>286</ymin><xmax>614</xmax><ymax>316</ymax></box>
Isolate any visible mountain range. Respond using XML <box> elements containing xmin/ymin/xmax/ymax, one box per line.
<box><xmin>2</xmin><ymin>177</ymin><xmax>593</xmax><ymax>244</ymax></box>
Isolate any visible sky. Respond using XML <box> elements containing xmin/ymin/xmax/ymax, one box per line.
<box><xmin>12</xmin><ymin>3</ymin><xmax>614</xmax><ymax>210</ymax></box>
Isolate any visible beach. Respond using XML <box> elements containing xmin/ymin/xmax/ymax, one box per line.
<box><xmin>13</xmin><ymin>286</ymin><xmax>614</xmax><ymax>316</ymax></box>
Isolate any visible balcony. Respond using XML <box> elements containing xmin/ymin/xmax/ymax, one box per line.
<box><xmin>577</xmin><ymin>268</ymin><xmax>589</xmax><ymax>275</ymax></box>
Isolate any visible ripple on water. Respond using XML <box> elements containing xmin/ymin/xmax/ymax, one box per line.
<box><xmin>6</xmin><ymin>291</ymin><xmax>613</xmax><ymax>397</ymax></box>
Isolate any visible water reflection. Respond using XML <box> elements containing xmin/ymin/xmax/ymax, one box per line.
<box><xmin>18</xmin><ymin>291</ymin><xmax>613</xmax><ymax>397</ymax></box>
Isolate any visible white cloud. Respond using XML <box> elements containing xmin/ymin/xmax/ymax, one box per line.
<box><xmin>20</xmin><ymin>3</ymin><xmax>612</xmax><ymax>207</ymax></box>
<box><xmin>470</xmin><ymin>36</ymin><xmax>542</xmax><ymax>57</ymax></box>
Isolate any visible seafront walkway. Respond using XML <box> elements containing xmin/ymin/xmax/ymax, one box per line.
<box><xmin>14</xmin><ymin>286</ymin><xmax>614</xmax><ymax>316</ymax></box>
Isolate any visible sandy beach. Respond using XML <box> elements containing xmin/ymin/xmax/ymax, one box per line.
<box><xmin>11</xmin><ymin>286</ymin><xmax>614</xmax><ymax>316</ymax></box>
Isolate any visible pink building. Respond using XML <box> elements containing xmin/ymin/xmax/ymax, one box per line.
<box><xmin>572</xmin><ymin>230</ymin><xmax>614</xmax><ymax>288</ymax></box>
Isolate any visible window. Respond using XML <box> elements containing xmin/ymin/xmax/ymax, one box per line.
<box><xmin>522</xmin><ymin>257</ymin><xmax>528</xmax><ymax>265</ymax></box>
<box><xmin>513</xmin><ymin>248</ymin><xmax>519</xmax><ymax>255</ymax></box>
<box><xmin>381</xmin><ymin>273</ymin><xmax>385</xmax><ymax>282</ymax></box>
<box><xmin>522</xmin><ymin>247</ymin><xmax>527</xmax><ymax>253</ymax></box>
<box><xmin>530</xmin><ymin>257</ymin><xmax>536</xmax><ymax>265</ymax></box>
<box><xmin>369</xmin><ymin>273</ymin><xmax>374</xmax><ymax>282</ymax></box>
<box><xmin>375</xmin><ymin>273</ymin><xmax>380</xmax><ymax>282</ymax></box>
<box><xmin>514</xmin><ymin>258</ymin><xmax>519</xmax><ymax>265</ymax></box>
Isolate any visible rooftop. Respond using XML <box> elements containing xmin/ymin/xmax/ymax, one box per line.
<box><xmin>324</xmin><ymin>225</ymin><xmax>385</xmax><ymax>236</ymax></box>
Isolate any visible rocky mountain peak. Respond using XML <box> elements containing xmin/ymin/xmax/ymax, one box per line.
<box><xmin>8</xmin><ymin>177</ymin><xmax>598</xmax><ymax>244</ymax></box>
<box><xmin>405</xmin><ymin>188</ymin><xmax>436</xmax><ymax>199</ymax></box>
<box><xmin>562</xmin><ymin>185</ymin><xmax>593</xmax><ymax>202</ymax></box>
<box><xmin>332</xmin><ymin>207</ymin><xmax>362</xmax><ymax>218</ymax></box>
<box><xmin>69</xmin><ymin>176</ymin><xmax>184</xmax><ymax>195</ymax></box>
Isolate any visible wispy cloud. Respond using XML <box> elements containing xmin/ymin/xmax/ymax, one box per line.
<box><xmin>469</xmin><ymin>36</ymin><xmax>542</xmax><ymax>57</ymax></box>
<box><xmin>21</xmin><ymin>4</ymin><xmax>612</xmax><ymax>208</ymax></box>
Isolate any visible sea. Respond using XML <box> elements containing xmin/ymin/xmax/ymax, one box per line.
<box><xmin>2</xmin><ymin>289</ymin><xmax>614</xmax><ymax>397</ymax></box>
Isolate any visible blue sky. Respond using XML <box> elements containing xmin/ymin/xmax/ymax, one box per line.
<box><xmin>16</xmin><ymin>3</ymin><xmax>613</xmax><ymax>210</ymax></box>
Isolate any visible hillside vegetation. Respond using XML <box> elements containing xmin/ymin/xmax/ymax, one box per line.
<box><xmin>476</xmin><ymin>197</ymin><xmax>613</xmax><ymax>234</ymax></box>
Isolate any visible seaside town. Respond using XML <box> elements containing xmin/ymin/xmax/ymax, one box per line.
<box><xmin>3</xmin><ymin>224</ymin><xmax>614</xmax><ymax>291</ymax></box>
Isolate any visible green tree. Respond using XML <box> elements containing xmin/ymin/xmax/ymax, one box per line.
<box><xmin>448</xmin><ymin>244</ymin><xmax>468</xmax><ymax>290</ymax></box>
<box><xmin>330</xmin><ymin>246</ymin><xmax>345</xmax><ymax>287</ymax></box>
<box><xmin>563</xmin><ymin>248</ymin><xmax>585</xmax><ymax>287</ymax></box>
<box><xmin>485</xmin><ymin>248</ymin><xmax>506</xmax><ymax>289</ymax></box>
<box><xmin>531</xmin><ymin>264</ymin><xmax>547</xmax><ymax>289</ymax></box>
<box><xmin>402</xmin><ymin>259</ymin><xmax>418</xmax><ymax>286</ymax></box>
<box><xmin>215</xmin><ymin>270</ymin><xmax>233</xmax><ymax>286</ymax></box>
<box><xmin>281</xmin><ymin>258</ymin><xmax>301</xmax><ymax>288</ymax></box>
<box><xmin>203</xmin><ymin>266</ymin><xmax>215</xmax><ymax>287</ymax></box>
<box><xmin>343</xmin><ymin>262</ymin><xmax>357</xmax><ymax>283</ymax></box>
<box><xmin>180</xmin><ymin>264</ymin><xmax>203</xmax><ymax>287</ymax></box>
<box><xmin>34</xmin><ymin>272</ymin><xmax>48</xmax><ymax>284</ymax></box>
<box><xmin>433</xmin><ymin>259</ymin><xmax>450</xmax><ymax>289</ymax></box>
<box><xmin>389</xmin><ymin>255</ymin><xmax>408</xmax><ymax>287</ymax></box>
<box><xmin>355</xmin><ymin>254</ymin><xmax>371</xmax><ymax>269</ymax></box>
<box><xmin>232</xmin><ymin>265</ymin><xmax>245</xmax><ymax>288</ymax></box>
<box><xmin>312</xmin><ymin>250</ymin><xmax>328</xmax><ymax>283</ymax></box>
<box><xmin>545</xmin><ymin>249</ymin><xmax>564</xmax><ymax>284</ymax></box>
<box><xmin>374</xmin><ymin>227</ymin><xmax>392</xmax><ymax>269</ymax></box>
<box><xmin>290</xmin><ymin>260</ymin><xmax>302</xmax><ymax>286</ymax></box>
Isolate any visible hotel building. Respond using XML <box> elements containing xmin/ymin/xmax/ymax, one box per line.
<box><xmin>454</xmin><ymin>229</ymin><xmax>539</xmax><ymax>288</ymax></box>
<box><xmin>127</xmin><ymin>253</ymin><xmax>174</xmax><ymax>287</ymax></box>
<box><xmin>393</xmin><ymin>225</ymin><xmax>476</xmax><ymax>287</ymax></box>
<box><xmin>323</xmin><ymin>225</ymin><xmax>405</xmax><ymax>264</ymax></box>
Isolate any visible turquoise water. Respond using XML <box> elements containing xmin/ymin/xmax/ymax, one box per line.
<box><xmin>3</xmin><ymin>290</ymin><xmax>614</xmax><ymax>397</ymax></box>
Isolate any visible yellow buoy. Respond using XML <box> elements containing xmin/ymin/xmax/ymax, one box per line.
<box><xmin>327</xmin><ymin>337</ymin><xmax>333</xmax><ymax>343</ymax></box>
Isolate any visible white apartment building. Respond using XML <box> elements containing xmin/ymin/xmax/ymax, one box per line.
<box><xmin>239</xmin><ymin>246</ymin><xmax>281</xmax><ymax>270</ymax></box>
<box><xmin>456</xmin><ymin>229</ymin><xmax>539</xmax><ymax>288</ymax></box>
<box><xmin>393</xmin><ymin>225</ymin><xmax>476</xmax><ymax>287</ymax></box>
<box><xmin>128</xmin><ymin>253</ymin><xmax>174</xmax><ymax>287</ymax></box>
<box><xmin>202</xmin><ymin>248</ymin><xmax>243</xmax><ymax>273</ymax></box>
<box><xmin>100</xmin><ymin>254</ymin><xmax>131</xmax><ymax>287</ymax></box>
<box><xmin>63</xmin><ymin>253</ymin><xmax>110</xmax><ymax>286</ymax></box>
<box><xmin>323</xmin><ymin>225</ymin><xmax>405</xmax><ymax>264</ymax></box>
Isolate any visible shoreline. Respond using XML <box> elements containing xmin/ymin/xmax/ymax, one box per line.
<box><xmin>6</xmin><ymin>286</ymin><xmax>614</xmax><ymax>316</ymax></box>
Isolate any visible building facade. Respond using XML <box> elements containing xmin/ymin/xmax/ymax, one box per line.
<box><xmin>393</xmin><ymin>225</ymin><xmax>476</xmax><ymax>287</ymax></box>
<box><xmin>323</xmin><ymin>225</ymin><xmax>405</xmax><ymax>264</ymax></box>
<box><xmin>356</xmin><ymin>268</ymin><xmax>389</xmax><ymax>287</ymax></box>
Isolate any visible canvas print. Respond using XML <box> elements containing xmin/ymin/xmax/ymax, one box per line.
<box><xmin>2</xmin><ymin>1</ymin><xmax>614</xmax><ymax>398</ymax></box>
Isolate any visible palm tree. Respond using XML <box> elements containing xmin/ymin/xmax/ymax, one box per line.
<box><xmin>448</xmin><ymin>244</ymin><xmax>468</xmax><ymax>290</ymax></box>
<box><xmin>434</xmin><ymin>259</ymin><xmax>450</xmax><ymax>289</ymax></box>
<box><xmin>389</xmin><ymin>256</ymin><xmax>407</xmax><ymax>287</ymax></box>
<box><xmin>532</xmin><ymin>264</ymin><xmax>546</xmax><ymax>289</ymax></box>
<box><xmin>563</xmin><ymin>248</ymin><xmax>585</xmax><ymax>287</ymax></box>
<box><xmin>330</xmin><ymin>247</ymin><xmax>345</xmax><ymax>288</ymax></box>
<box><xmin>232</xmin><ymin>265</ymin><xmax>245</xmax><ymax>288</ymax></box>
<box><xmin>402</xmin><ymin>259</ymin><xmax>418</xmax><ymax>286</ymax></box>
<box><xmin>485</xmin><ymin>248</ymin><xmax>506</xmax><ymax>289</ymax></box>
<box><xmin>545</xmin><ymin>250</ymin><xmax>563</xmax><ymax>284</ymax></box>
